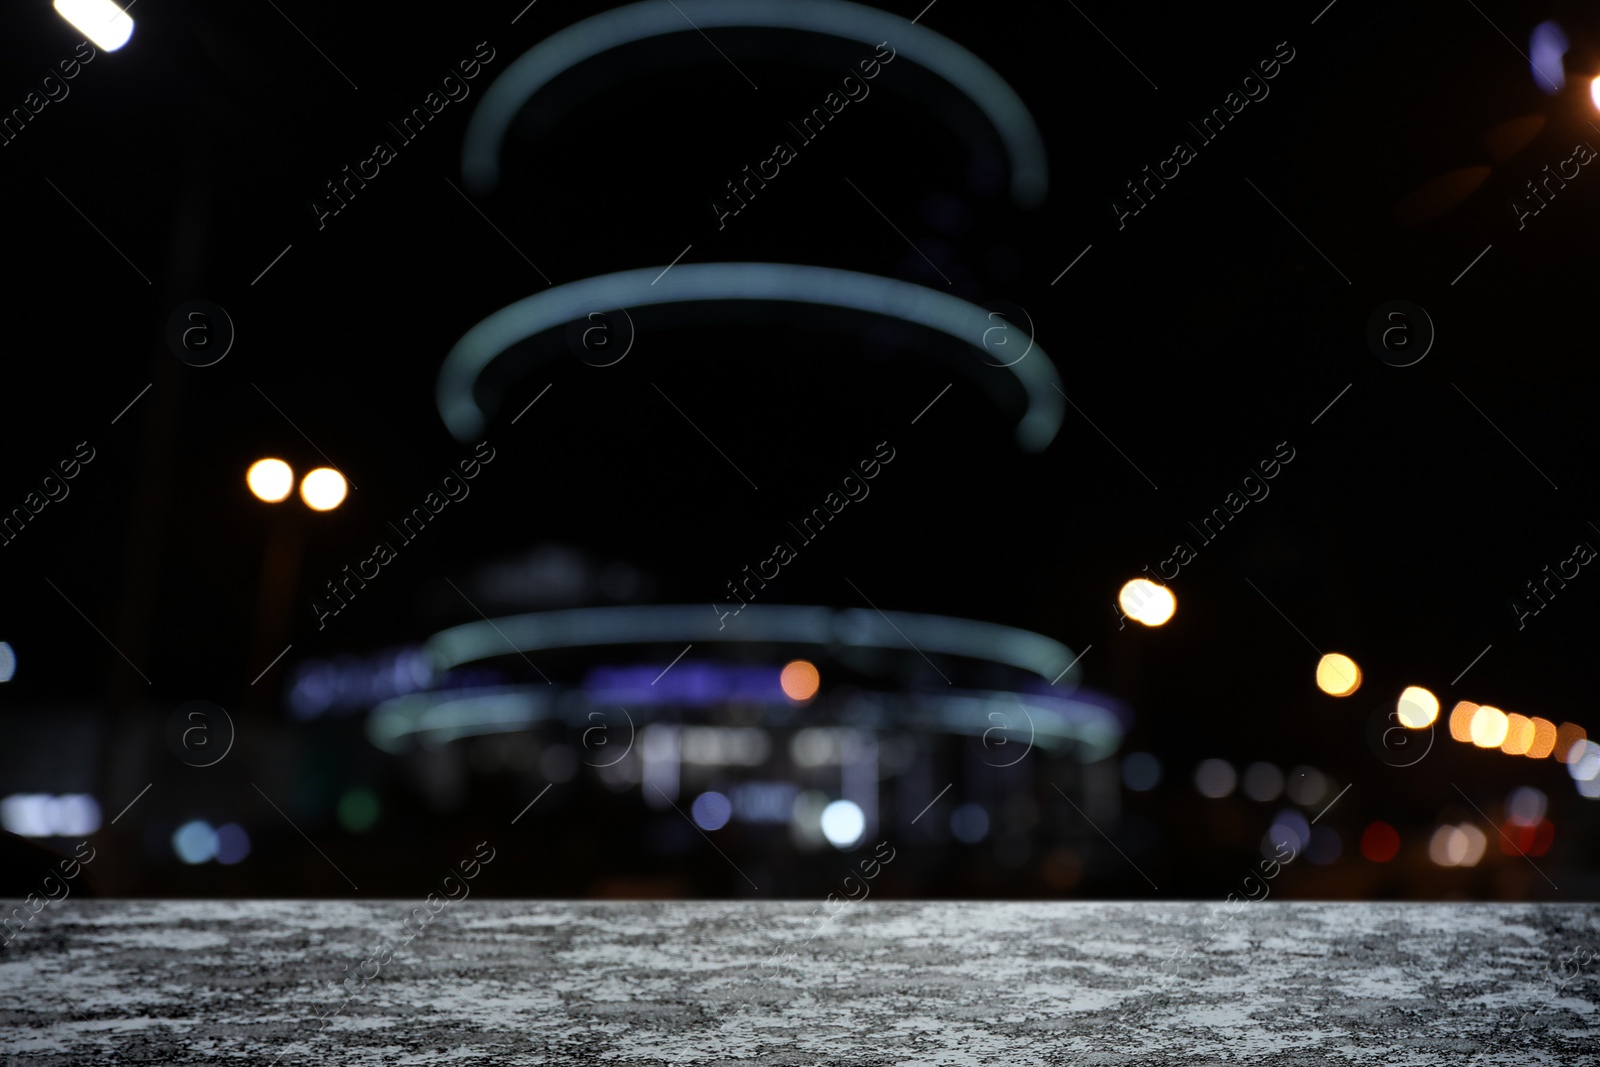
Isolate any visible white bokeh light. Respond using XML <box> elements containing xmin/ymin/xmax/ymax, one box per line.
<box><xmin>53</xmin><ymin>0</ymin><xmax>133</xmax><ymax>52</ymax></box>
<box><xmin>1194</xmin><ymin>759</ymin><xmax>1237</xmax><ymax>799</ymax></box>
<box><xmin>173</xmin><ymin>820</ymin><xmax>218</xmax><ymax>864</ymax></box>
<box><xmin>820</xmin><ymin>799</ymin><xmax>865</xmax><ymax>848</ymax></box>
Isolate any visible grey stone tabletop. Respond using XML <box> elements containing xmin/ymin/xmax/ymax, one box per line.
<box><xmin>2</xmin><ymin>901</ymin><xmax>1598</xmax><ymax>1064</ymax></box>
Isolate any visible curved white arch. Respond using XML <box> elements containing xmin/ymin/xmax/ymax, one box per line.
<box><xmin>436</xmin><ymin>262</ymin><xmax>1063</xmax><ymax>452</ymax></box>
<box><xmin>424</xmin><ymin>603</ymin><xmax>1083</xmax><ymax>687</ymax></box>
<box><xmin>462</xmin><ymin>0</ymin><xmax>1047</xmax><ymax>207</ymax></box>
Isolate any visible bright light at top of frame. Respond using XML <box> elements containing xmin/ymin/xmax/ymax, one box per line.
<box><xmin>54</xmin><ymin>0</ymin><xmax>134</xmax><ymax>52</ymax></box>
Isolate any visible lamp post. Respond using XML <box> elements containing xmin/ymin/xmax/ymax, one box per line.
<box><xmin>244</xmin><ymin>460</ymin><xmax>345</xmax><ymax>694</ymax></box>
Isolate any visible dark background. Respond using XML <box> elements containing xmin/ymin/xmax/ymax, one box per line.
<box><xmin>0</xmin><ymin>0</ymin><xmax>1596</xmax><ymax>900</ymax></box>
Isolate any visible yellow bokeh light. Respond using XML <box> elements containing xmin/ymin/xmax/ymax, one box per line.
<box><xmin>779</xmin><ymin>659</ymin><xmax>820</xmax><ymax>702</ymax></box>
<box><xmin>1592</xmin><ymin>75</ymin><xmax>1600</xmax><ymax>112</ymax></box>
<box><xmin>1315</xmin><ymin>653</ymin><xmax>1361</xmax><ymax>697</ymax></box>
<box><xmin>1470</xmin><ymin>705</ymin><xmax>1509</xmax><ymax>748</ymax></box>
<box><xmin>300</xmin><ymin>468</ymin><xmax>348</xmax><ymax>511</ymax></box>
<box><xmin>1118</xmin><ymin>579</ymin><xmax>1176</xmax><ymax>627</ymax></box>
<box><xmin>246</xmin><ymin>458</ymin><xmax>293</xmax><ymax>503</ymax></box>
<box><xmin>1527</xmin><ymin>717</ymin><xmax>1558</xmax><ymax>759</ymax></box>
<box><xmin>1448</xmin><ymin>701</ymin><xmax>1478</xmax><ymax>742</ymax></box>
<box><xmin>1500</xmin><ymin>713</ymin><xmax>1535</xmax><ymax>756</ymax></box>
<box><xmin>1396</xmin><ymin>686</ymin><xmax>1439</xmax><ymax>729</ymax></box>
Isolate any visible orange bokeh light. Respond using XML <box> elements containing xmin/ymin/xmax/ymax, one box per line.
<box><xmin>1527</xmin><ymin>718</ymin><xmax>1558</xmax><ymax>759</ymax></box>
<box><xmin>1556</xmin><ymin>722</ymin><xmax>1588</xmax><ymax>763</ymax></box>
<box><xmin>779</xmin><ymin>659</ymin><xmax>820</xmax><ymax>703</ymax></box>
<box><xmin>1448</xmin><ymin>701</ymin><xmax>1478</xmax><ymax>742</ymax></box>
<box><xmin>1501</xmin><ymin>714</ymin><xmax>1535</xmax><ymax>756</ymax></box>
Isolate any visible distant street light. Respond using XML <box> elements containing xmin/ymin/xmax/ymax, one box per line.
<box><xmin>299</xmin><ymin>468</ymin><xmax>348</xmax><ymax>511</ymax></box>
<box><xmin>1315</xmin><ymin>653</ymin><xmax>1361</xmax><ymax>697</ymax></box>
<box><xmin>1118</xmin><ymin>578</ymin><xmax>1176</xmax><ymax>627</ymax></box>
<box><xmin>243</xmin><ymin>460</ymin><xmax>344</xmax><ymax>689</ymax></box>
<box><xmin>246</xmin><ymin>458</ymin><xmax>294</xmax><ymax>503</ymax></box>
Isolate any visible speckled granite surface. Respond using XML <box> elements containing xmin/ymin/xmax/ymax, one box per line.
<box><xmin>2</xmin><ymin>901</ymin><xmax>1598</xmax><ymax>1064</ymax></box>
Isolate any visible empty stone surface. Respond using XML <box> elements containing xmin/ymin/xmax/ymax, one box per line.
<box><xmin>1</xmin><ymin>901</ymin><xmax>1597</xmax><ymax>1064</ymax></box>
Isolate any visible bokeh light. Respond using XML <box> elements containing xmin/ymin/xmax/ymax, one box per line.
<box><xmin>789</xmin><ymin>790</ymin><xmax>830</xmax><ymax>848</ymax></box>
<box><xmin>1457</xmin><ymin>824</ymin><xmax>1488</xmax><ymax>866</ymax></box>
<box><xmin>1429</xmin><ymin>824</ymin><xmax>1465</xmax><ymax>866</ymax></box>
<box><xmin>1567</xmin><ymin>740</ymin><xmax>1600</xmax><ymax>782</ymax></box>
<box><xmin>1315</xmin><ymin>653</ymin><xmax>1361</xmax><ymax>696</ymax></box>
<box><xmin>1500</xmin><ymin>713</ymin><xmax>1535</xmax><ymax>756</ymax></box>
<box><xmin>337</xmin><ymin>787</ymin><xmax>381</xmax><ymax>833</ymax></box>
<box><xmin>1448</xmin><ymin>702</ymin><xmax>1478</xmax><ymax>742</ymax></box>
<box><xmin>950</xmin><ymin>802</ymin><xmax>990</xmax><ymax>844</ymax></box>
<box><xmin>0</xmin><ymin>641</ymin><xmax>14</xmax><ymax>683</ymax></box>
<box><xmin>1470</xmin><ymin>705</ymin><xmax>1509</xmax><ymax>748</ymax></box>
<box><xmin>1500</xmin><ymin>818</ymin><xmax>1555</xmax><ymax>857</ymax></box>
<box><xmin>0</xmin><ymin>793</ymin><xmax>101</xmax><ymax>837</ymax></box>
<box><xmin>1242</xmin><ymin>762</ymin><xmax>1284</xmax><ymax>802</ymax></box>
<box><xmin>1306</xmin><ymin>826</ymin><xmax>1342</xmax><ymax>865</ymax></box>
<box><xmin>172</xmin><ymin>820</ymin><xmax>218</xmax><ymax>864</ymax></box>
<box><xmin>691</xmin><ymin>791</ymin><xmax>732</xmax><ymax>831</ymax></box>
<box><xmin>1285</xmin><ymin>766</ymin><xmax>1327</xmax><ymax>807</ymax></box>
<box><xmin>214</xmin><ymin>823</ymin><xmax>251</xmax><ymax>865</ymax></box>
<box><xmin>53</xmin><ymin>0</ymin><xmax>135</xmax><ymax>52</ymax></box>
<box><xmin>1527</xmin><ymin>718</ymin><xmax>1558</xmax><ymax>759</ymax></box>
<box><xmin>300</xmin><ymin>467</ymin><xmax>348</xmax><ymax>511</ymax></box>
<box><xmin>1118</xmin><ymin>578</ymin><xmax>1176</xmax><ymax>627</ymax></box>
<box><xmin>1360</xmin><ymin>821</ymin><xmax>1400</xmax><ymax>862</ymax></box>
<box><xmin>779</xmin><ymin>659</ymin><xmax>821</xmax><ymax>703</ymax></box>
<box><xmin>1269</xmin><ymin>808</ymin><xmax>1311</xmax><ymax>855</ymax></box>
<box><xmin>820</xmin><ymin>799</ymin><xmax>866</xmax><ymax>848</ymax></box>
<box><xmin>1506</xmin><ymin>786</ymin><xmax>1548</xmax><ymax>826</ymax></box>
<box><xmin>1193</xmin><ymin>759</ymin><xmax>1237</xmax><ymax>798</ymax></box>
<box><xmin>1528</xmin><ymin>20</ymin><xmax>1569</xmax><ymax>93</ymax></box>
<box><xmin>1428</xmin><ymin>824</ymin><xmax>1486</xmax><ymax>866</ymax></box>
<box><xmin>1121</xmin><ymin>751</ymin><xmax>1161</xmax><ymax>792</ymax></box>
<box><xmin>246</xmin><ymin>458</ymin><xmax>294</xmax><ymax>503</ymax></box>
<box><xmin>1396</xmin><ymin>686</ymin><xmax>1439</xmax><ymax>729</ymax></box>
<box><xmin>1556</xmin><ymin>723</ymin><xmax>1588</xmax><ymax>763</ymax></box>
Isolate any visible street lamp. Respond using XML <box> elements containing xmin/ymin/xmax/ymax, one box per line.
<box><xmin>245</xmin><ymin>459</ymin><xmax>345</xmax><ymax>512</ymax></box>
<box><xmin>246</xmin><ymin>458</ymin><xmax>294</xmax><ymax>503</ymax></box>
<box><xmin>299</xmin><ymin>468</ymin><xmax>348</xmax><ymax>512</ymax></box>
<box><xmin>243</xmin><ymin>459</ymin><xmax>346</xmax><ymax>695</ymax></box>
